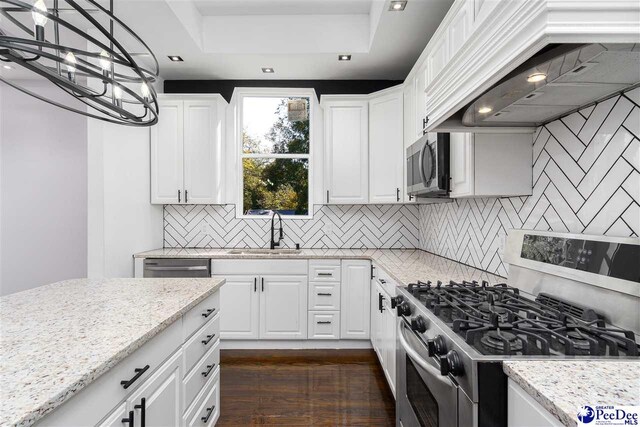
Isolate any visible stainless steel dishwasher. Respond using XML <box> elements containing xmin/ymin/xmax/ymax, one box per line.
<box><xmin>143</xmin><ymin>258</ymin><xmax>211</xmax><ymax>278</ymax></box>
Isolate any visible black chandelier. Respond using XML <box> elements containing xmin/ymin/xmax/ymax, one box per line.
<box><xmin>0</xmin><ymin>0</ymin><xmax>159</xmax><ymax>126</ymax></box>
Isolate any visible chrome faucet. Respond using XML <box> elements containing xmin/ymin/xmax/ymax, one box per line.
<box><xmin>270</xmin><ymin>211</ymin><xmax>284</xmax><ymax>250</ymax></box>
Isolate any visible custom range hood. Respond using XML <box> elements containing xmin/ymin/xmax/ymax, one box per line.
<box><xmin>463</xmin><ymin>43</ymin><xmax>640</xmax><ymax>127</ymax></box>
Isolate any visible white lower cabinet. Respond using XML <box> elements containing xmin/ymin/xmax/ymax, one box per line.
<box><xmin>371</xmin><ymin>271</ymin><xmax>397</xmax><ymax>397</ymax></box>
<box><xmin>308</xmin><ymin>311</ymin><xmax>340</xmax><ymax>339</ymax></box>
<box><xmin>219</xmin><ymin>275</ymin><xmax>260</xmax><ymax>339</ymax></box>
<box><xmin>340</xmin><ymin>260</ymin><xmax>371</xmax><ymax>339</ymax></box>
<box><xmin>260</xmin><ymin>275</ymin><xmax>308</xmax><ymax>339</ymax></box>
<box><xmin>508</xmin><ymin>379</ymin><xmax>563</xmax><ymax>427</ymax></box>
<box><xmin>39</xmin><ymin>289</ymin><xmax>223</xmax><ymax>427</ymax></box>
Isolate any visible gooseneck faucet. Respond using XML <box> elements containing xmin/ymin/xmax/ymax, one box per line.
<box><xmin>270</xmin><ymin>211</ymin><xmax>284</xmax><ymax>249</ymax></box>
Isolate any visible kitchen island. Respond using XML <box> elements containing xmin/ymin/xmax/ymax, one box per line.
<box><xmin>0</xmin><ymin>277</ymin><xmax>225</xmax><ymax>427</ymax></box>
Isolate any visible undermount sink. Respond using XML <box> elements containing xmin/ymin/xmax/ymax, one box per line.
<box><xmin>226</xmin><ymin>248</ymin><xmax>302</xmax><ymax>255</ymax></box>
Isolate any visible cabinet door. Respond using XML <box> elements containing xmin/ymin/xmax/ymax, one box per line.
<box><xmin>220</xmin><ymin>275</ymin><xmax>260</xmax><ymax>339</ymax></box>
<box><xmin>128</xmin><ymin>350</ymin><xmax>181</xmax><ymax>427</ymax></box>
<box><xmin>415</xmin><ymin>63</ymin><xmax>429</xmax><ymax>138</ymax></box>
<box><xmin>369</xmin><ymin>90</ymin><xmax>404</xmax><ymax>204</ymax></box>
<box><xmin>324</xmin><ymin>101</ymin><xmax>369</xmax><ymax>204</ymax></box>
<box><xmin>382</xmin><ymin>293</ymin><xmax>396</xmax><ymax>397</ymax></box>
<box><xmin>151</xmin><ymin>99</ymin><xmax>183</xmax><ymax>204</ymax></box>
<box><xmin>449</xmin><ymin>133</ymin><xmax>474</xmax><ymax>197</ymax></box>
<box><xmin>183</xmin><ymin>99</ymin><xmax>223</xmax><ymax>204</ymax></box>
<box><xmin>427</xmin><ymin>34</ymin><xmax>449</xmax><ymax>87</ymax></box>
<box><xmin>371</xmin><ymin>282</ymin><xmax>385</xmax><ymax>364</ymax></box>
<box><xmin>96</xmin><ymin>402</ymin><xmax>129</xmax><ymax>427</ymax></box>
<box><xmin>340</xmin><ymin>260</ymin><xmax>371</xmax><ymax>339</ymax></box>
<box><xmin>260</xmin><ymin>275</ymin><xmax>308</xmax><ymax>339</ymax></box>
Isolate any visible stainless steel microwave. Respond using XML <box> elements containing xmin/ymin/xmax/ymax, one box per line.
<box><xmin>406</xmin><ymin>133</ymin><xmax>450</xmax><ymax>197</ymax></box>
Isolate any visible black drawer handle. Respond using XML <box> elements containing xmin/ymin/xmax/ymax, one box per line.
<box><xmin>317</xmin><ymin>321</ymin><xmax>332</xmax><ymax>324</ymax></box>
<box><xmin>121</xmin><ymin>365</ymin><xmax>149</xmax><ymax>389</ymax></box>
<box><xmin>202</xmin><ymin>334</ymin><xmax>216</xmax><ymax>346</ymax></box>
<box><xmin>202</xmin><ymin>308</ymin><xmax>216</xmax><ymax>318</ymax></box>
<box><xmin>201</xmin><ymin>406</ymin><xmax>216</xmax><ymax>423</ymax></box>
<box><xmin>201</xmin><ymin>363</ymin><xmax>216</xmax><ymax>378</ymax></box>
<box><xmin>380</xmin><ymin>279</ymin><xmax>386</xmax><ymax>284</ymax></box>
<box><xmin>121</xmin><ymin>410</ymin><xmax>134</xmax><ymax>426</ymax></box>
<box><xmin>134</xmin><ymin>398</ymin><xmax>146</xmax><ymax>427</ymax></box>
<box><xmin>317</xmin><ymin>292</ymin><xmax>332</xmax><ymax>296</ymax></box>
<box><xmin>317</xmin><ymin>272</ymin><xmax>333</xmax><ymax>276</ymax></box>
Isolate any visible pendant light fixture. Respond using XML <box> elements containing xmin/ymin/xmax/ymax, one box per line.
<box><xmin>0</xmin><ymin>0</ymin><xmax>159</xmax><ymax>126</ymax></box>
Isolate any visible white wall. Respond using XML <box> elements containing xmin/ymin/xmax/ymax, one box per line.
<box><xmin>87</xmin><ymin>119</ymin><xmax>163</xmax><ymax>278</ymax></box>
<box><xmin>0</xmin><ymin>82</ymin><xmax>88</xmax><ymax>295</ymax></box>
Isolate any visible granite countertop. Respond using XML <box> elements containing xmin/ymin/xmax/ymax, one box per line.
<box><xmin>134</xmin><ymin>248</ymin><xmax>505</xmax><ymax>286</ymax></box>
<box><xmin>0</xmin><ymin>277</ymin><xmax>225</xmax><ymax>427</ymax></box>
<box><xmin>504</xmin><ymin>361</ymin><xmax>640</xmax><ymax>426</ymax></box>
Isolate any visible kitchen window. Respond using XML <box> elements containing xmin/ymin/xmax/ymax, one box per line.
<box><xmin>238</xmin><ymin>90</ymin><xmax>313</xmax><ymax>218</ymax></box>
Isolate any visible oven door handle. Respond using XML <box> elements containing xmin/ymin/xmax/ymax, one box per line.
<box><xmin>398</xmin><ymin>322</ymin><xmax>449</xmax><ymax>381</ymax></box>
<box><xmin>418</xmin><ymin>140</ymin><xmax>429</xmax><ymax>187</ymax></box>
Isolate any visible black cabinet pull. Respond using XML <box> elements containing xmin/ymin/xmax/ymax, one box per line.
<box><xmin>317</xmin><ymin>272</ymin><xmax>333</xmax><ymax>276</ymax></box>
<box><xmin>185</xmin><ymin>190</ymin><xmax>188</xmax><ymax>203</ymax></box>
<box><xmin>317</xmin><ymin>321</ymin><xmax>332</xmax><ymax>324</ymax></box>
<box><xmin>201</xmin><ymin>363</ymin><xmax>216</xmax><ymax>378</ymax></box>
<box><xmin>120</xmin><ymin>365</ymin><xmax>149</xmax><ymax>389</ymax></box>
<box><xmin>178</xmin><ymin>190</ymin><xmax>181</xmax><ymax>203</ymax></box>
<box><xmin>261</xmin><ymin>277</ymin><xmax>264</xmax><ymax>292</ymax></box>
<box><xmin>378</xmin><ymin>293</ymin><xmax>385</xmax><ymax>313</ymax></box>
<box><xmin>202</xmin><ymin>334</ymin><xmax>216</xmax><ymax>346</ymax></box>
<box><xmin>121</xmin><ymin>410</ymin><xmax>134</xmax><ymax>426</ymax></box>
<box><xmin>254</xmin><ymin>277</ymin><xmax>257</xmax><ymax>292</ymax></box>
<box><xmin>202</xmin><ymin>308</ymin><xmax>216</xmax><ymax>318</ymax></box>
<box><xmin>380</xmin><ymin>279</ymin><xmax>386</xmax><ymax>284</ymax></box>
<box><xmin>396</xmin><ymin>188</ymin><xmax>400</xmax><ymax>202</ymax></box>
<box><xmin>201</xmin><ymin>406</ymin><xmax>216</xmax><ymax>423</ymax></box>
<box><xmin>326</xmin><ymin>190</ymin><xmax>329</xmax><ymax>203</ymax></box>
<box><xmin>134</xmin><ymin>398</ymin><xmax>146</xmax><ymax>427</ymax></box>
<box><xmin>317</xmin><ymin>292</ymin><xmax>332</xmax><ymax>296</ymax></box>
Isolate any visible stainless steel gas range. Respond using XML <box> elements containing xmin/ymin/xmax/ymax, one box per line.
<box><xmin>395</xmin><ymin>230</ymin><xmax>640</xmax><ymax>427</ymax></box>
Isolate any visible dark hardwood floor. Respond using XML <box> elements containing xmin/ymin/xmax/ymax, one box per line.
<box><xmin>218</xmin><ymin>349</ymin><xmax>396</xmax><ymax>426</ymax></box>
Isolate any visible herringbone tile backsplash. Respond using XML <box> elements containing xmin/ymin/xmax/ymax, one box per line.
<box><xmin>165</xmin><ymin>204</ymin><xmax>420</xmax><ymax>249</ymax></box>
<box><xmin>420</xmin><ymin>89</ymin><xmax>640</xmax><ymax>277</ymax></box>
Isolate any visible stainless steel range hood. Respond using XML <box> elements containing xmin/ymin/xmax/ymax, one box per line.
<box><xmin>463</xmin><ymin>43</ymin><xmax>640</xmax><ymax>127</ymax></box>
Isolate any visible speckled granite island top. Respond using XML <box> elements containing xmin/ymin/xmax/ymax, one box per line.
<box><xmin>504</xmin><ymin>361</ymin><xmax>640</xmax><ymax>426</ymax></box>
<box><xmin>0</xmin><ymin>277</ymin><xmax>225</xmax><ymax>427</ymax></box>
<box><xmin>134</xmin><ymin>248</ymin><xmax>505</xmax><ymax>286</ymax></box>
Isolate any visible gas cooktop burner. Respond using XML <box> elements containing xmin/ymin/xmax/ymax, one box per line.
<box><xmin>403</xmin><ymin>279</ymin><xmax>640</xmax><ymax>357</ymax></box>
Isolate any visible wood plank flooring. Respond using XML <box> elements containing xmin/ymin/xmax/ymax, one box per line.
<box><xmin>217</xmin><ymin>349</ymin><xmax>396</xmax><ymax>426</ymax></box>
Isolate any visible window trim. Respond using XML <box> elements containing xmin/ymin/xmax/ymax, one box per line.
<box><xmin>235</xmin><ymin>88</ymin><xmax>315</xmax><ymax>220</ymax></box>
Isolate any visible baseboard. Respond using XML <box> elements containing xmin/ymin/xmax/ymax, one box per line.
<box><xmin>220</xmin><ymin>339</ymin><xmax>373</xmax><ymax>350</ymax></box>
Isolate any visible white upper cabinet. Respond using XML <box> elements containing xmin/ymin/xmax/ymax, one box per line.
<box><xmin>151</xmin><ymin>95</ymin><xmax>226</xmax><ymax>205</ymax></box>
<box><xmin>151</xmin><ymin>99</ymin><xmax>184</xmax><ymax>204</ymax></box>
<box><xmin>449</xmin><ymin>132</ymin><xmax>533</xmax><ymax>198</ymax></box>
<box><xmin>369</xmin><ymin>88</ymin><xmax>404</xmax><ymax>204</ymax></box>
<box><xmin>322</xmin><ymin>97</ymin><xmax>369</xmax><ymax>204</ymax></box>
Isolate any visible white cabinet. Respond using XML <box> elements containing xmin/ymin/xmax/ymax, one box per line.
<box><xmin>415</xmin><ymin>63</ymin><xmax>429</xmax><ymax>137</ymax></box>
<box><xmin>151</xmin><ymin>95</ymin><xmax>226</xmax><ymax>205</ymax></box>
<box><xmin>322</xmin><ymin>97</ymin><xmax>369</xmax><ymax>204</ymax></box>
<box><xmin>449</xmin><ymin>132</ymin><xmax>533</xmax><ymax>198</ymax></box>
<box><xmin>340</xmin><ymin>260</ymin><xmax>371</xmax><ymax>339</ymax></box>
<box><xmin>219</xmin><ymin>275</ymin><xmax>260</xmax><ymax>339</ymax></box>
<box><xmin>508</xmin><ymin>379</ymin><xmax>563</xmax><ymax>427</ymax></box>
<box><xmin>369</xmin><ymin>88</ymin><xmax>405</xmax><ymax>204</ymax></box>
<box><xmin>371</xmin><ymin>277</ymin><xmax>397</xmax><ymax>397</ymax></box>
<box><xmin>129</xmin><ymin>350</ymin><xmax>182</xmax><ymax>427</ymax></box>
<box><xmin>260</xmin><ymin>275</ymin><xmax>308</xmax><ymax>339</ymax></box>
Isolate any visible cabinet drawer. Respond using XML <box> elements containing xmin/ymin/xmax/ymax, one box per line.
<box><xmin>184</xmin><ymin>314</ymin><xmax>220</xmax><ymax>375</ymax></box>
<box><xmin>183</xmin><ymin>291</ymin><xmax>220</xmax><ymax>341</ymax></box>
<box><xmin>308</xmin><ymin>311</ymin><xmax>340</xmax><ymax>339</ymax></box>
<box><xmin>309</xmin><ymin>260</ymin><xmax>341</xmax><ymax>282</ymax></box>
<box><xmin>183</xmin><ymin>340</ymin><xmax>220</xmax><ymax>412</ymax></box>
<box><xmin>309</xmin><ymin>282</ymin><xmax>340</xmax><ymax>310</ymax></box>
<box><xmin>375</xmin><ymin>265</ymin><xmax>398</xmax><ymax>297</ymax></box>
<box><xmin>186</xmin><ymin>371</ymin><xmax>220</xmax><ymax>427</ymax></box>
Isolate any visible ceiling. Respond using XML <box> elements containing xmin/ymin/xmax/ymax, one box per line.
<box><xmin>0</xmin><ymin>0</ymin><xmax>454</xmax><ymax>82</ymax></box>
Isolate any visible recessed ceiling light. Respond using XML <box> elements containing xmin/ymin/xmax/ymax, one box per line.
<box><xmin>168</xmin><ymin>55</ymin><xmax>183</xmax><ymax>62</ymax></box>
<box><xmin>478</xmin><ymin>106</ymin><xmax>493</xmax><ymax>114</ymax></box>
<box><xmin>338</xmin><ymin>54</ymin><xmax>351</xmax><ymax>61</ymax></box>
<box><xmin>527</xmin><ymin>72</ymin><xmax>547</xmax><ymax>83</ymax></box>
<box><xmin>2</xmin><ymin>65</ymin><xmax>12</xmax><ymax>70</ymax></box>
<box><xmin>389</xmin><ymin>1</ymin><xmax>407</xmax><ymax>11</ymax></box>
<box><xmin>261</xmin><ymin>67</ymin><xmax>275</xmax><ymax>73</ymax></box>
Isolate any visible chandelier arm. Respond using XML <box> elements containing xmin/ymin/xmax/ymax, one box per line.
<box><xmin>0</xmin><ymin>76</ymin><xmax>157</xmax><ymax>126</ymax></box>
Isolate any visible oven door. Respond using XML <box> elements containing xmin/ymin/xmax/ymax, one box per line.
<box><xmin>397</xmin><ymin>321</ymin><xmax>459</xmax><ymax>427</ymax></box>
